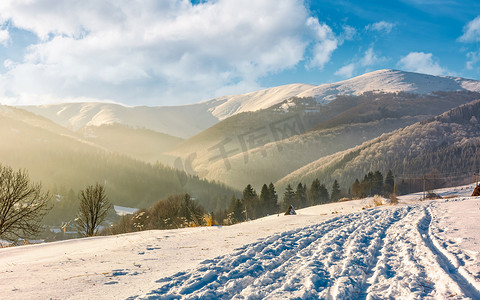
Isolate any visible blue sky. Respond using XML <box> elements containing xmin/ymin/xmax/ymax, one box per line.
<box><xmin>0</xmin><ymin>0</ymin><xmax>479</xmax><ymax>106</ymax></box>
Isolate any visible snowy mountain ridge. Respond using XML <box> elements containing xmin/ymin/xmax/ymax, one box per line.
<box><xmin>298</xmin><ymin>69</ymin><xmax>480</xmax><ymax>102</ymax></box>
<box><xmin>20</xmin><ymin>69</ymin><xmax>480</xmax><ymax>138</ymax></box>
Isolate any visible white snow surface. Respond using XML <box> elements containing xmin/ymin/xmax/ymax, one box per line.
<box><xmin>19</xmin><ymin>69</ymin><xmax>480</xmax><ymax>138</ymax></box>
<box><xmin>114</xmin><ymin>205</ymin><xmax>139</xmax><ymax>216</ymax></box>
<box><xmin>205</xmin><ymin>83</ymin><xmax>315</xmax><ymax>120</ymax></box>
<box><xmin>297</xmin><ymin>69</ymin><xmax>480</xmax><ymax>102</ymax></box>
<box><xmin>1</xmin><ymin>184</ymin><xmax>479</xmax><ymax>299</ymax></box>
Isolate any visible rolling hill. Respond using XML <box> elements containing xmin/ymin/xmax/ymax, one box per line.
<box><xmin>169</xmin><ymin>90</ymin><xmax>480</xmax><ymax>190</ymax></box>
<box><xmin>0</xmin><ymin>105</ymin><xmax>237</xmax><ymax>222</ymax></box>
<box><xmin>20</xmin><ymin>83</ymin><xmax>314</xmax><ymax>139</ymax></box>
<box><xmin>80</xmin><ymin>124</ymin><xmax>183</xmax><ymax>164</ymax></box>
<box><xmin>275</xmin><ymin>99</ymin><xmax>480</xmax><ymax>193</ymax></box>
<box><xmin>21</xmin><ymin>69</ymin><xmax>480</xmax><ymax>140</ymax></box>
<box><xmin>13</xmin><ymin>69</ymin><xmax>480</xmax><ymax>195</ymax></box>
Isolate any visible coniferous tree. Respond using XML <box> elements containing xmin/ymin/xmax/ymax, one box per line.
<box><xmin>242</xmin><ymin>184</ymin><xmax>258</xmax><ymax>219</ymax></box>
<box><xmin>283</xmin><ymin>184</ymin><xmax>295</xmax><ymax>209</ymax></box>
<box><xmin>228</xmin><ymin>195</ymin><xmax>245</xmax><ymax>224</ymax></box>
<box><xmin>310</xmin><ymin>179</ymin><xmax>321</xmax><ymax>205</ymax></box>
<box><xmin>319</xmin><ymin>184</ymin><xmax>330</xmax><ymax>204</ymax></box>
<box><xmin>331</xmin><ymin>180</ymin><xmax>341</xmax><ymax>202</ymax></box>
<box><xmin>361</xmin><ymin>172</ymin><xmax>374</xmax><ymax>196</ymax></box>
<box><xmin>372</xmin><ymin>171</ymin><xmax>384</xmax><ymax>195</ymax></box>
<box><xmin>267</xmin><ymin>183</ymin><xmax>279</xmax><ymax>214</ymax></box>
<box><xmin>384</xmin><ymin>170</ymin><xmax>395</xmax><ymax>195</ymax></box>
<box><xmin>180</xmin><ymin>193</ymin><xmax>205</xmax><ymax>226</ymax></box>
<box><xmin>294</xmin><ymin>183</ymin><xmax>307</xmax><ymax>208</ymax></box>
<box><xmin>259</xmin><ymin>184</ymin><xmax>270</xmax><ymax>217</ymax></box>
<box><xmin>351</xmin><ymin>179</ymin><xmax>362</xmax><ymax>198</ymax></box>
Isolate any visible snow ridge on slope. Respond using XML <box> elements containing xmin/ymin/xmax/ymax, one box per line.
<box><xmin>298</xmin><ymin>69</ymin><xmax>480</xmax><ymax>102</ymax></box>
<box><xmin>205</xmin><ymin>83</ymin><xmax>315</xmax><ymax>120</ymax></box>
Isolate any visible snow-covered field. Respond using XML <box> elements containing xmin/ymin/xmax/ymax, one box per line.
<box><xmin>1</xmin><ymin>184</ymin><xmax>479</xmax><ymax>299</ymax></box>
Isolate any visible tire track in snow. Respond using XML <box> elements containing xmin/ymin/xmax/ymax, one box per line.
<box><xmin>136</xmin><ymin>214</ymin><xmax>356</xmax><ymax>299</ymax></box>
<box><xmin>133</xmin><ymin>205</ymin><xmax>472</xmax><ymax>299</ymax></box>
<box><xmin>256</xmin><ymin>209</ymin><xmax>402</xmax><ymax>299</ymax></box>
<box><xmin>319</xmin><ymin>208</ymin><xmax>408</xmax><ymax>299</ymax></box>
<box><xmin>418</xmin><ymin>207</ymin><xmax>480</xmax><ymax>299</ymax></box>
<box><xmin>363</xmin><ymin>204</ymin><xmax>469</xmax><ymax>299</ymax></box>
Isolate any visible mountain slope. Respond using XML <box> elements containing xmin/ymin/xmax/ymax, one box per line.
<box><xmin>275</xmin><ymin>99</ymin><xmax>480</xmax><ymax>191</ymax></box>
<box><xmin>170</xmin><ymin>91</ymin><xmax>480</xmax><ymax>190</ymax></box>
<box><xmin>298</xmin><ymin>69</ymin><xmax>480</xmax><ymax>102</ymax></box>
<box><xmin>80</xmin><ymin>124</ymin><xmax>183</xmax><ymax>164</ymax></box>
<box><xmin>205</xmin><ymin>83</ymin><xmax>315</xmax><ymax>120</ymax></box>
<box><xmin>21</xmin><ymin>70</ymin><xmax>480</xmax><ymax>140</ymax></box>
<box><xmin>15</xmin><ymin>69</ymin><xmax>480</xmax><ymax>191</ymax></box>
<box><xmin>0</xmin><ymin>105</ymin><xmax>237</xmax><ymax>213</ymax></box>
<box><xmin>20</xmin><ymin>84</ymin><xmax>314</xmax><ymax>139</ymax></box>
<box><xmin>21</xmin><ymin>102</ymin><xmax>220</xmax><ymax>139</ymax></box>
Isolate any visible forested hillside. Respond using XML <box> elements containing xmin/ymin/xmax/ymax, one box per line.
<box><xmin>170</xmin><ymin>91</ymin><xmax>480</xmax><ymax>190</ymax></box>
<box><xmin>0</xmin><ymin>106</ymin><xmax>238</xmax><ymax>225</ymax></box>
<box><xmin>276</xmin><ymin>99</ymin><xmax>480</xmax><ymax>193</ymax></box>
<box><xmin>80</xmin><ymin>124</ymin><xmax>183</xmax><ymax>164</ymax></box>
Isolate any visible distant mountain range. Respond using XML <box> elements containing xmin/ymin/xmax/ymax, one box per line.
<box><xmin>21</xmin><ymin>69</ymin><xmax>480</xmax><ymax>139</ymax></box>
<box><xmin>8</xmin><ymin>69</ymin><xmax>480</xmax><ymax>197</ymax></box>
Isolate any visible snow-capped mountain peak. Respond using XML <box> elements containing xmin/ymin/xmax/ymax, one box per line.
<box><xmin>297</xmin><ymin>69</ymin><xmax>480</xmax><ymax>102</ymax></box>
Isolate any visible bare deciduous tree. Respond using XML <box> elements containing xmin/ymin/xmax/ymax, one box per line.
<box><xmin>0</xmin><ymin>164</ymin><xmax>51</xmax><ymax>242</ymax></box>
<box><xmin>76</xmin><ymin>183</ymin><xmax>112</xmax><ymax>237</ymax></box>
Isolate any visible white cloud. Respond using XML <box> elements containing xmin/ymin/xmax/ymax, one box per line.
<box><xmin>305</xmin><ymin>17</ymin><xmax>338</xmax><ymax>69</ymax></box>
<box><xmin>335</xmin><ymin>47</ymin><xmax>386</xmax><ymax>78</ymax></box>
<box><xmin>467</xmin><ymin>50</ymin><xmax>480</xmax><ymax>70</ymax></box>
<box><xmin>3</xmin><ymin>59</ymin><xmax>14</xmax><ymax>69</ymax></box>
<box><xmin>366</xmin><ymin>21</ymin><xmax>395</xmax><ymax>34</ymax></box>
<box><xmin>458</xmin><ymin>16</ymin><xmax>480</xmax><ymax>42</ymax></box>
<box><xmin>334</xmin><ymin>63</ymin><xmax>355</xmax><ymax>78</ymax></box>
<box><xmin>0</xmin><ymin>28</ymin><xmax>9</xmax><ymax>46</ymax></box>
<box><xmin>340</xmin><ymin>25</ymin><xmax>357</xmax><ymax>42</ymax></box>
<box><xmin>0</xmin><ymin>0</ymin><xmax>338</xmax><ymax>106</ymax></box>
<box><xmin>397</xmin><ymin>52</ymin><xmax>446</xmax><ymax>75</ymax></box>
<box><xmin>360</xmin><ymin>47</ymin><xmax>385</xmax><ymax>67</ymax></box>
